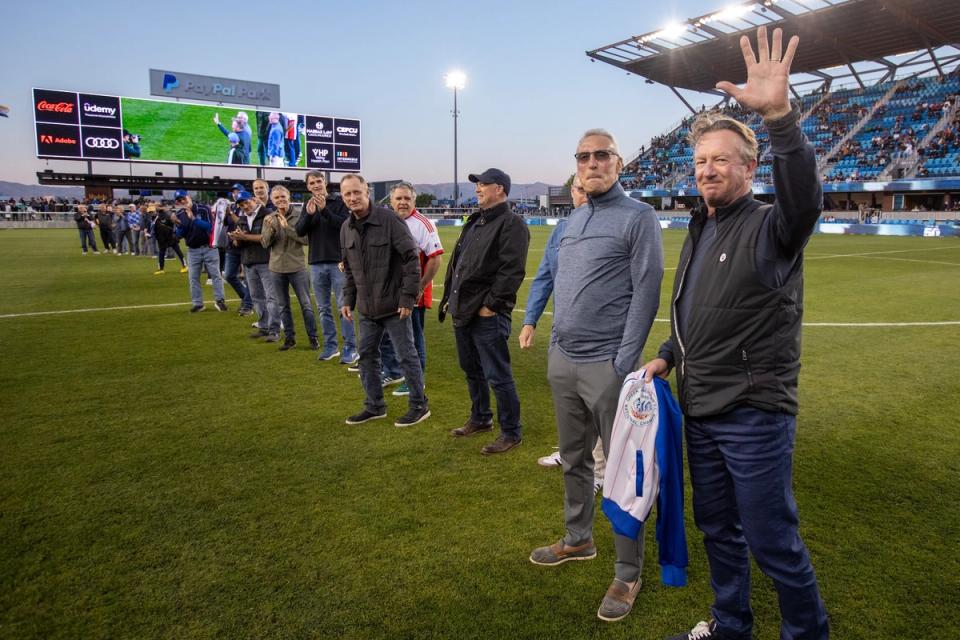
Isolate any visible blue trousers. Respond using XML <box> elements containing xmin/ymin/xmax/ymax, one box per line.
<box><xmin>78</xmin><ymin>228</ymin><xmax>98</xmax><ymax>252</ymax></box>
<box><xmin>310</xmin><ymin>262</ymin><xmax>356</xmax><ymax>352</ymax></box>
<box><xmin>271</xmin><ymin>269</ymin><xmax>317</xmax><ymax>341</ymax></box>
<box><xmin>453</xmin><ymin>314</ymin><xmax>521</xmax><ymax>439</ymax></box>
<box><xmin>187</xmin><ymin>246</ymin><xmax>224</xmax><ymax>305</ymax></box>
<box><xmin>224</xmin><ymin>251</ymin><xmax>251</xmax><ymax>310</ymax></box>
<box><xmin>357</xmin><ymin>313</ymin><xmax>426</xmax><ymax>413</ymax></box>
<box><xmin>379</xmin><ymin>307</ymin><xmax>427</xmax><ymax>377</ymax></box>
<box><xmin>685</xmin><ymin>407</ymin><xmax>829</xmax><ymax>640</ymax></box>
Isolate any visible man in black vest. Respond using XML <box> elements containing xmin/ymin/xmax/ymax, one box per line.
<box><xmin>644</xmin><ymin>27</ymin><xmax>829</xmax><ymax>640</ymax></box>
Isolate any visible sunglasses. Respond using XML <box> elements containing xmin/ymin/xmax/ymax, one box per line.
<box><xmin>574</xmin><ymin>150</ymin><xmax>620</xmax><ymax>164</ymax></box>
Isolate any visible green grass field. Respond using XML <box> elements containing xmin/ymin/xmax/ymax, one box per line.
<box><xmin>1</xmin><ymin>226</ymin><xmax>958</xmax><ymax>639</ymax></box>
<box><xmin>120</xmin><ymin>98</ymin><xmax>306</xmax><ymax>167</ymax></box>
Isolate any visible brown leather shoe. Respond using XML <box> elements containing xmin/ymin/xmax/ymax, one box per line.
<box><xmin>597</xmin><ymin>578</ymin><xmax>642</xmax><ymax>622</ymax></box>
<box><xmin>481</xmin><ymin>434</ymin><xmax>522</xmax><ymax>455</ymax></box>
<box><xmin>450</xmin><ymin>420</ymin><xmax>494</xmax><ymax>437</ymax></box>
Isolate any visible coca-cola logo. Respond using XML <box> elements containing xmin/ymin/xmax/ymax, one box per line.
<box><xmin>37</xmin><ymin>101</ymin><xmax>75</xmax><ymax>113</ymax></box>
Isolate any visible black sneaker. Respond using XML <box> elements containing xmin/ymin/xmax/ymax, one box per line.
<box><xmin>264</xmin><ymin>333</ymin><xmax>280</xmax><ymax>343</ymax></box>
<box><xmin>238</xmin><ymin>307</ymin><xmax>253</xmax><ymax>316</ymax></box>
<box><xmin>250</xmin><ymin>329</ymin><xmax>269</xmax><ymax>339</ymax></box>
<box><xmin>309</xmin><ymin>336</ymin><xmax>321</xmax><ymax>350</ymax></box>
<box><xmin>190</xmin><ymin>304</ymin><xmax>204</xmax><ymax>313</ymax></box>
<box><xmin>278</xmin><ymin>339</ymin><xmax>296</xmax><ymax>351</ymax></box>
<box><xmin>666</xmin><ymin>620</ymin><xmax>721</xmax><ymax>640</ymax></box>
<box><xmin>214</xmin><ymin>299</ymin><xmax>228</xmax><ymax>312</ymax></box>
<box><xmin>395</xmin><ymin>406</ymin><xmax>431</xmax><ymax>427</ymax></box>
<box><xmin>345</xmin><ymin>409</ymin><xmax>387</xmax><ymax>425</ymax></box>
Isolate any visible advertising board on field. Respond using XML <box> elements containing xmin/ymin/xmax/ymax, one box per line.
<box><xmin>32</xmin><ymin>88</ymin><xmax>362</xmax><ymax>172</ymax></box>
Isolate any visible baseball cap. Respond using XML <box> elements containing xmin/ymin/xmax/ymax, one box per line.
<box><xmin>174</xmin><ymin>189</ymin><xmax>189</xmax><ymax>200</ymax></box>
<box><xmin>236</xmin><ymin>190</ymin><xmax>254</xmax><ymax>203</ymax></box>
<box><xmin>228</xmin><ymin>133</ymin><xmax>239</xmax><ymax>144</ymax></box>
<box><xmin>468</xmin><ymin>168</ymin><xmax>511</xmax><ymax>196</ymax></box>
<box><xmin>231</xmin><ymin>183</ymin><xmax>245</xmax><ymax>190</ymax></box>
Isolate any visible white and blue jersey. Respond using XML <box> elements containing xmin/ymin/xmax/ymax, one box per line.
<box><xmin>601</xmin><ymin>372</ymin><xmax>688</xmax><ymax>587</ymax></box>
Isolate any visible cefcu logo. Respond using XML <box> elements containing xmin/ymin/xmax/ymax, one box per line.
<box><xmin>163</xmin><ymin>73</ymin><xmax>179</xmax><ymax>92</ymax></box>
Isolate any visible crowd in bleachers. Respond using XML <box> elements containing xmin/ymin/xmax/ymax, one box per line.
<box><xmin>618</xmin><ymin>71</ymin><xmax>960</xmax><ymax>191</ymax></box>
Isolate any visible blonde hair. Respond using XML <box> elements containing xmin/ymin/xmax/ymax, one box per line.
<box><xmin>688</xmin><ymin>114</ymin><xmax>758</xmax><ymax>164</ymax></box>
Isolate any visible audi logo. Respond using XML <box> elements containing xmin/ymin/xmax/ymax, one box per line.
<box><xmin>85</xmin><ymin>137</ymin><xmax>120</xmax><ymax>149</ymax></box>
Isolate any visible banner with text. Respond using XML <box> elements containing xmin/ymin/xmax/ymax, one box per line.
<box><xmin>32</xmin><ymin>88</ymin><xmax>361</xmax><ymax>172</ymax></box>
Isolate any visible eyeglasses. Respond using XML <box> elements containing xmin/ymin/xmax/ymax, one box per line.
<box><xmin>574</xmin><ymin>149</ymin><xmax>620</xmax><ymax>164</ymax></box>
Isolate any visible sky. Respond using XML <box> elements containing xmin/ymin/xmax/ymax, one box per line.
<box><xmin>1</xmin><ymin>0</ymin><xmax>729</xmax><ymax>187</ymax></box>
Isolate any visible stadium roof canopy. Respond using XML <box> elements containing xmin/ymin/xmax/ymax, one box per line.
<box><xmin>587</xmin><ymin>0</ymin><xmax>960</xmax><ymax>106</ymax></box>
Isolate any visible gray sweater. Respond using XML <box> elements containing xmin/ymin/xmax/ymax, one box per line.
<box><xmin>553</xmin><ymin>182</ymin><xmax>664</xmax><ymax>376</ymax></box>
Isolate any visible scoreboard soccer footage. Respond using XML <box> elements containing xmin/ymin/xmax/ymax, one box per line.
<box><xmin>32</xmin><ymin>88</ymin><xmax>361</xmax><ymax>172</ymax></box>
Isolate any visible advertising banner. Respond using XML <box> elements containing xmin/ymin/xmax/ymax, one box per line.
<box><xmin>32</xmin><ymin>88</ymin><xmax>361</xmax><ymax>172</ymax></box>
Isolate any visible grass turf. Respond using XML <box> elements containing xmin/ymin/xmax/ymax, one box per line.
<box><xmin>119</xmin><ymin>99</ymin><xmax>305</xmax><ymax>167</ymax></box>
<box><xmin>0</xmin><ymin>227</ymin><xmax>958</xmax><ymax>639</ymax></box>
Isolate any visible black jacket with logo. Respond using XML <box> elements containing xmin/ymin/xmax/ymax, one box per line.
<box><xmin>658</xmin><ymin>107</ymin><xmax>821</xmax><ymax>418</ymax></box>
<box><xmin>438</xmin><ymin>202</ymin><xmax>530</xmax><ymax>327</ymax></box>
<box><xmin>340</xmin><ymin>204</ymin><xmax>420</xmax><ymax>320</ymax></box>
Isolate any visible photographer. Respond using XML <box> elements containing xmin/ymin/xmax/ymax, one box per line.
<box><xmin>73</xmin><ymin>204</ymin><xmax>99</xmax><ymax>254</ymax></box>
<box><xmin>122</xmin><ymin>130</ymin><xmax>141</xmax><ymax>158</ymax></box>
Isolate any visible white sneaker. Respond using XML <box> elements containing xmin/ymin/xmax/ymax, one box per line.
<box><xmin>205</xmin><ymin>278</ymin><xmax>213</xmax><ymax>285</ymax></box>
<box><xmin>537</xmin><ymin>449</ymin><xmax>563</xmax><ymax>468</ymax></box>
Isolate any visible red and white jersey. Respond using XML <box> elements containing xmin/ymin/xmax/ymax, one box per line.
<box><xmin>403</xmin><ymin>210</ymin><xmax>444</xmax><ymax>308</ymax></box>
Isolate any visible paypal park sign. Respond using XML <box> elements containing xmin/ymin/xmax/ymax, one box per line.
<box><xmin>149</xmin><ymin>69</ymin><xmax>280</xmax><ymax>108</ymax></box>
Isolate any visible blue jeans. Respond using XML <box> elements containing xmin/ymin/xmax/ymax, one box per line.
<box><xmin>379</xmin><ymin>307</ymin><xmax>425</xmax><ymax>376</ymax></box>
<box><xmin>357</xmin><ymin>313</ymin><xmax>426</xmax><ymax>413</ymax></box>
<box><xmin>453</xmin><ymin>314</ymin><xmax>521</xmax><ymax>439</ymax></box>
<box><xmin>187</xmin><ymin>246</ymin><xmax>224</xmax><ymax>305</ymax></box>
<box><xmin>411</xmin><ymin>307</ymin><xmax>427</xmax><ymax>371</ymax></box>
<box><xmin>310</xmin><ymin>262</ymin><xmax>356</xmax><ymax>351</ymax></box>
<box><xmin>271</xmin><ymin>270</ymin><xmax>316</xmax><ymax>340</ymax></box>
<box><xmin>245</xmin><ymin>263</ymin><xmax>279</xmax><ymax>334</ymax></box>
<box><xmin>224</xmin><ymin>251</ymin><xmax>251</xmax><ymax>310</ymax></box>
<box><xmin>685</xmin><ymin>407</ymin><xmax>829</xmax><ymax>640</ymax></box>
<box><xmin>78</xmin><ymin>228</ymin><xmax>98</xmax><ymax>252</ymax></box>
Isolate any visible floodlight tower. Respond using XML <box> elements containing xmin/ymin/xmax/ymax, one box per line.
<box><xmin>445</xmin><ymin>70</ymin><xmax>466</xmax><ymax>205</ymax></box>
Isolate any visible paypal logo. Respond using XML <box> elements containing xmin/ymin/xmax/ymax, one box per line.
<box><xmin>162</xmin><ymin>73</ymin><xmax>179</xmax><ymax>92</ymax></box>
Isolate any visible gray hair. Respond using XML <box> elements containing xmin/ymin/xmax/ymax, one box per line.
<box><xmin>390</xmin><ymin>181</ymin><xmax>417</xmax><ymax>196</ymax></box>
<box><xmin>340</xmin><ymin>174</ymin><xmax>367</xmax><ymax>186</ymax></box>
<box><xmin>578</xmin><ymin>128</ymin><xmax>620</xmax><ymax>156</ymax></box>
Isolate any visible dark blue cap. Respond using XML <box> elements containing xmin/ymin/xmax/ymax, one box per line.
<box><xmin>468</xmin><ymin>168</ymin><xmax>511</xmax><ymax>196</ymax></box>
<box><xmin>231</xmin><ymin>183</ymin><xmax>244</xmax><ymax>190</ymax></box>
<box><xmin>236</xmin><ymin>190</ymin><xmax>254</xmax><ymax>202</ymax></box>
<box><xmin>174</xmin><ymin>189</ymin><xmax>189</xmax><ymax>200</ymax></box>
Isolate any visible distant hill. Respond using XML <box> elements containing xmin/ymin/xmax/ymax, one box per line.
<box><xmin>413</xmin><ymin>181</ymin><xmax>556</xmax><ymax>200</ymax></box>
<box><xmin>0</xmin><ymin>181</ymin><xmax>84</xmax><ymax>200</ymax></box>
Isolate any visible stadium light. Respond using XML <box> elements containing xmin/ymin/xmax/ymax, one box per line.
<box><xmin>444</xmin><ymin>70</ymin><xmax>467</xmax><ymax>205</ymax></box>
<box><xmin>652</xmin><ymin>23</ymin><xmax>688</xmax><ymax>42</ymax></box>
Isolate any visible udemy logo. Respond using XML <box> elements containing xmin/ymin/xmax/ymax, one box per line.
<box><xmin>83</xmin><ymin>103</ymin><xmax>116</xmax><ymax>117</ymax></box>
<box><xmin>163</xmin><ymin>73</ymin><xmax>179</xmax><ymax>92</ymax></box>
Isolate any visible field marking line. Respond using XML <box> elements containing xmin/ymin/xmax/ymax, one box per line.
<box><xmin>844</xmin><ymin>256</ymin><xmax>960</xmax><ymax>267</ymax></box>
<box><xmin>0</xmin><ymin>299</ymin><xmax>241</xmax><ymax>319</ymax></box>
<box><xmin>2</xmin><ymin>301</ymin><xmax>957</xmax><ymax>329</ymax></box>
<box><xmin>806</xmin><ymin>246</ymin><xmax>960</xmax><ymax>260</ymax></box>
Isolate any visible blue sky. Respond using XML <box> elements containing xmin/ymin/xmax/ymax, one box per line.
<box><xmin>2</xmin><ymin>0</ymin><xmax>727</xmax><ymax>186</ymax></box>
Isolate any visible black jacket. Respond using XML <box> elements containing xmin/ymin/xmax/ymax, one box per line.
<box><xmin>295</xmin><ymin>196</ymin><xmax>350</xmax><ymax>264</ymax></box>
<box><xmin>438</xmin><ymin>202</ymin><xmax>529</xmax><ymax>326</ymax></box>
<box><xmin>659</xmin><ymin>107</ymin><xmax>821</xmax><ymax>418</ymax></box>
<box><xmin>74</xmin><ymin>211</ymin><xmax>94</xmax><ymax>230</ymax></box>
<box><xmin>237</xmin><ymin>205</ymin><xmax>272</xmax><ymax>266</ymax></box>
<box><xmin>152</xmin><ymin>211</ymin><xmax>177</xmax><ymax>248</ymax></box>
<box><xmin>340</xmin><ymin>204</ymin><xmax>421</xmax><ymax>320</ymax></box>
